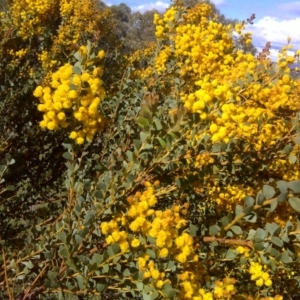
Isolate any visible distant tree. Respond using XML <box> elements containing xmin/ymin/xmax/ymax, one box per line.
<box><xmin>126</xmin><ymin>10</ymin><xmax>157</xmax><ymax>51</ymax></box>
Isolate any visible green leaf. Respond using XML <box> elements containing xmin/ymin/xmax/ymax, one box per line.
<box><xmin>57</xmin><ymin>232</ymin><xmax>66</xmax><ymax>243</ymax></box>
<box><xmin>137</xmin><ymin>116</ymin><xmax>149</xmax><ymax>128</ymax></box>
<box><xmin>96</xmin><ymin>284</ymin><xmax>106</xmax><ymax>292</ymax></box>
<box><xmin>277</xmin><ymin>181</ymin><xmax>288</xmax><ymax>193</ymax></box>
<box><xmin>209</xmin><ymin>225</ymin><xmax>220</xmax><ymax>236</ymax></box>
<box><xmin>256</xmin><ymin>193</ymin><xmax>265</xmax><ymax>205</ymax></box>
<box><xmin>288</xmin><ymin>180</ymin><xmax>300</xmax><ymax>193</ymax></box>
<box><xmin>9</xmin><ymin>158</ymin><xmax>15</xmax><ymax>165</ymax></box>
<box><xmin>162</xmin><ymin>282</ymin><xmax>177</xmax><ymax>298</ymax></box>
<box><xmin>76</xmin><ymin>275</ymin><xmax>84</xmax><ymax>290</ymax></box>
<box><xmin>270</xmin><ymin>248</ymin><xmax>280</xmax><ymax>258</ymax></box>
<box><xmin>277</xmin><ymin>192</ymin><xmax>288</xmax><ymax>203</ymax></box>
<box><xmin>281</xmin><ymin>251</ymin><xmax>293</xmax><ymax>264</ymax></box>
<box><xmin>271</xmin><ymin>236</ymin><xmax>283</xmax><ymax>247</ymax></box>
<box><xmin>91</xmin><ymin>253</ymin><xmax>103</xmax><ymax>265</ymax></box>
<box><xmin>189</xmin><ymin>224</ymin><xmax>198</xmax><ymax>236</ymax></box>
<box><xmin>140</xmin><ymin>132</ymin><xmax>148</xmax><ymax>143</ymax></box>
<box><xmin>136</xmin><ymin>282</ymin><xmax>144</xmax><ymax>291</ymax></box>
<box><xmin>263</xmin><ymin>185</ymin><xmax>275</xmax><ymax>199</ymax></box>
<box><xmin>153</xmin><ymin>119</ymin><xmax>162</xmax><ymax>131</ymax></box>
<box><xmin>244</xmin><ymin>196</ymin><xmax>255</xmax><ymax>207</ymax></box>
<box><xmin>134</xmin><ymin>139</ymin><xmax>141</xmax><ymax>152</ymax></box>
<box><xmin>221</xmin><ymin>216</ymin><xmax>229</xmax><ymax>227</ymax></box>
<box><xmin>243</xmin><ymin>206</ymin><xmax>253</xmax><ymax>215</ymax></box>
<box><xmin>289</xmin><ymin>155</ymin><xmax>297</xmax><ymax>164</ymax></box>
<box><xmin>142</xmin><ymin>292</ymin><xmax>152</xmax><ymax>300</ymax></box>
<box><xmin>126</xmin><ymin>151</ymin><xmax>134</xmax><ymax>162</ymax></box>
<box><xmin>102</xmin><ymin>264</ymin><xmax>109</xmax><ymax>273</ymax></box>
<box><xmin>266</xmin><ymin>222</ymin><xmax>280</xmax><ymax>236</ymax></box>
<box><xmin>270</xmin><ymin>199</ymin><xmax>278</xmax><ymax>212</ymax></box>
<box><xmin>225</xmin><ymin>248</ymin><xmax>236</xmax><ymax>260</ymax></box>
<box><xmin>146</xmin><ymin>248</ymin><xmax>156</xmax><ymax>259</ymax></box>
<box><xmin>235</xmin><ymin>204</ymin><xmax>243</xmax><ymax>216</ymax></box>
<box><xmin>212</xmin><ymin>144</ymin><xmax>221</xmax><ymax>152</ymax></box>
<box><xmin>63</xmin><ymin>152</ymin><xmax>73</xmax><ymax>160</ymax></box>
<box><xmin>112</xmin><ymin>243</ymin><xmax>120</xmax><ymax>254</ymax></box>
<box><xmin>254</xmin><ymin>243</ymin><xmax>265</xmax><ymax>251</ymax></box>
<box><xmin>73</xmin><ymin>66</ymin><xmax>81</xmax><ymax>75</ymax></box>
<box><xmin>231</xmin><ymin>226</ymin><xmax>243</xmax><ymax>235</ymax></box>
<box><xmin>288</xmin><ymin>197</ymin><xmax>300</xmax><ymax>212</ymax></box>
<box><xmin>151</xmin><ymin>290</ymin><xmax>159</xmax><ymax>300</ymax></box>
<box><xmin>293</xmin><ymin>135</ymin><xmax>300</xmax><ymax>146</ymax></box>
<box><xmin>73</xmin><ymin>51</ymin><xmax>82</xmax><ymax>61</ymax></box>
<box><xmin>156</xmin><ymin>137</ymin><xmax>166</xmax><ymax>149</ymax></box>
<box><xmin>123</xmin><ymin>269</ymin><xmax>131</xmax><ymax>277</ymax></box>
<box><xmin>254</xmin><ymin>228</ymin><xmax>266</xmax><ymax>242</ymax></box>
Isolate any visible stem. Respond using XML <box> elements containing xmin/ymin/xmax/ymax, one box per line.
<box><xmin>203</xmin><ymin>237</ymin><xmax>253</xmax><ymax>249</ymax></box>
<box><xmin>22</xmin><ymin>263</ymin><xmax>48</xmax><ymax>300</ymax></box>
<box><xmin>224</xmin><ymin>197</ymin><xmax>277</xmax><ymax>231</ymax></box>
<box><xmin>289</xmin><ymin>230</ymin><xmax>300</xmax><ymax>236</ymax></box>
<box><xmin>2</xmin><ymin>248</ymin><xmax>13</xmax><ymax>300</ymax></box>
<box><xmin>0</xmin><ymin>249</ymin><xmax>44</xmax><ymax>278</ymax></box>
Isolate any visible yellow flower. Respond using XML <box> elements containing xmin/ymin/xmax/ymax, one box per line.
<box><xmin>98</xmin><ymin>50</ymin><xmax>105</xmax><ymax>59</ymax></box>
<box><xmin>131</xmin><ymin>238</ymin><xmax>140</xmax><ymax>248</ymax></box>
<box><xmin>76</xmin><ymin>137</ymin><xmax>84</xmax><ymax>145</ymax></box>
<box><xmin>81</xmin><ymin>72</ymin><xmax>90</xmax><ymax>82</ymax></box>
<box><xmin>33</xmin><ymin>86</ymin><xmax>43</xmax><ymax>98</ymax></box>
<box><xmin>151</xmin><ymin>269</ymin><xmax>160</xmax><ymax>280</ymax></box>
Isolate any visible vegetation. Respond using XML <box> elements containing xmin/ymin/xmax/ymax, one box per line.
<box><xmin>1</xmin><ymin>0</ymin><xmax>300</xmax><ymax>299</ymax></box>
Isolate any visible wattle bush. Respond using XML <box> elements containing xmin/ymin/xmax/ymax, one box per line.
<box><xmin>1</xmin><ymin>1</ymin><xmax>300</xmax><ymax>299</ymax></box>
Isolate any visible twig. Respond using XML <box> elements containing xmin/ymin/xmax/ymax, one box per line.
<box><xmin>22</xmin><ymin>263</ymin><xmax>49</xmax><ymax>300</ymax></box>
<box><xmin>2</xmin><ymin>248</ymin><xmax>14</xmax><ymax>300</ymax></box>
<box><xmin>203</xmin><ymin>237</ymin><xmax>253</xmax><ymax>249</ymax></box>
<box><xmin>289</xmin><ymin>230</ymin><xmax>300</xmax><ymax>236</ymax></box>
<box><xmin>224</xmin><ymin>197</ymin><xmax>277</xmax><ymax>231</ymax></box>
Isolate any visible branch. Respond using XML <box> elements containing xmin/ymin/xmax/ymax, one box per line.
<box><xmin>203</xmin><ymin>237</ymin><xmax>253</xmax><ymax>249</ymax></box>
<box><xmin>224</xmin><ymin>197</ymin><xmax>277</xmax><ymax>231</ymax></box>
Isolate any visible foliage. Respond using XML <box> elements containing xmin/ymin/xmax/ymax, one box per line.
<box><xmin>1</xmin><ymin>0</ymin><xmax>300</xmax><ymax>300</ymax></box>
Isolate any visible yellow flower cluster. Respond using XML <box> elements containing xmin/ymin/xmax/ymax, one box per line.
<box><xmin>178</xmin><ymin>271</ymin><xmax>213</xmax><ymax>300</ymax></box>
<box><xmin>249</xmin><ymin>262</ymin><xmax>272</xmax><ymax>287</ymax></box>
<box><xmin>100</xmin><ymin>182</ymin><xmax>199</xmax><ymax>293</ymax></box>
<box><xmin>125</xmin><ymin>44</ymin><xmax>156</xmax><ymax>79</ymax></box>
<box><xmin>54</xmin><ymin>0</ymin><xmax>111</xmax><ymax>47</ymax></box>
<box><xmin>155</xmin><ymin>46</ymin><xmax>171</xmax><ymax>74</ymax></box>
<box><xmin>126</xmin><ymin>182</ymin><xmax>195</xmax><ymax>264</ymax></box>
<box><xmin>100</xmin><ymin>220</ymin><xmax>129</xmax><ymax>252</ymax></box>
<box><xmin>38</xmin><ymin>51</ymin><xmax>58</xmax><ymax>69</ymax></box>
<box><xmin>33</xmin><ymin>49</ymin><xmax>106</xmax><ymax>144</ymax></box>
<box><xmin>208</xmin><ymin>184</ymin><xmax>254</xmax><ymax>210</ymax></box>
<box><xmin>236</xmin><ymin>246</ymin><xmax>250</xmax><ymax>258</ymax></box>
<box><xmin>268</xmin><ymin>159</ymin><xmax>300</xmax><ymax>181</ymax></box>
<box><xmin>260</xmin><ymin>295</ymin><xmax>283</xmax><ymax>300</ymax></box>
<box><xmin>213</xmin><ymin>277</ymin><xmax>236</xmax><ymax>299</ymax></box>
<box><xmin>153</xmin><ymin>6</ymin><xmax>177</xmax><ymax>39</ymax></box>
<box><xmin>152</xmin><ymin>3</ymin><xmax>300</xmax><ymax>153</ymax></box>
<box><xmin>185</xmin><ymin>151</ymin><xmax>214</xmax><ymax>169</ymax></box>
<box><xmin>138</xmin><ymin>256</ymin><xmax>170</xmax><ymax>289</ymax></box>
<box><xmin>9</xmin><ymin>0</ymin><xmax>56</xmax><ymax>39</ymax></box>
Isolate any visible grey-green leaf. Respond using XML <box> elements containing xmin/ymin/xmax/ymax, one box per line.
<box><xmin>288</xmin><ymin>197</ymin><xmax>300</xmax><ymax>212</ymax></box>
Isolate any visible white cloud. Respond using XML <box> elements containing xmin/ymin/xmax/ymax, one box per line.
<box><xmin>132</xmin><ymin>1</ymin><xmax>169</xmax><ymax>13</ymax></box>
<box><xmin>102</xmin><ymin>0</ymin><xmax>112</xmax><ymax>6</ymax></box>
<box><xmin>246</xmin><ymin>16</ymin><xmax>300</xmax><ymax>60</ymax></box>
<box><xmin>211</xmin><ymin>0</ymin><xmax>225</xmax><ymax>5</ymax></box>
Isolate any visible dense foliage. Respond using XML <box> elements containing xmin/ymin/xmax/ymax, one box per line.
<box><xmin>1</xmin><ymin>0</ymin><xmax>300</xmax><ymax>299</ymax></box>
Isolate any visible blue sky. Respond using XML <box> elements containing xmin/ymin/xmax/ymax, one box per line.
<box><xmin>103</xmin><ymin>0</ymin><xmax>300</xmax><ymax>59</ymax></box>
